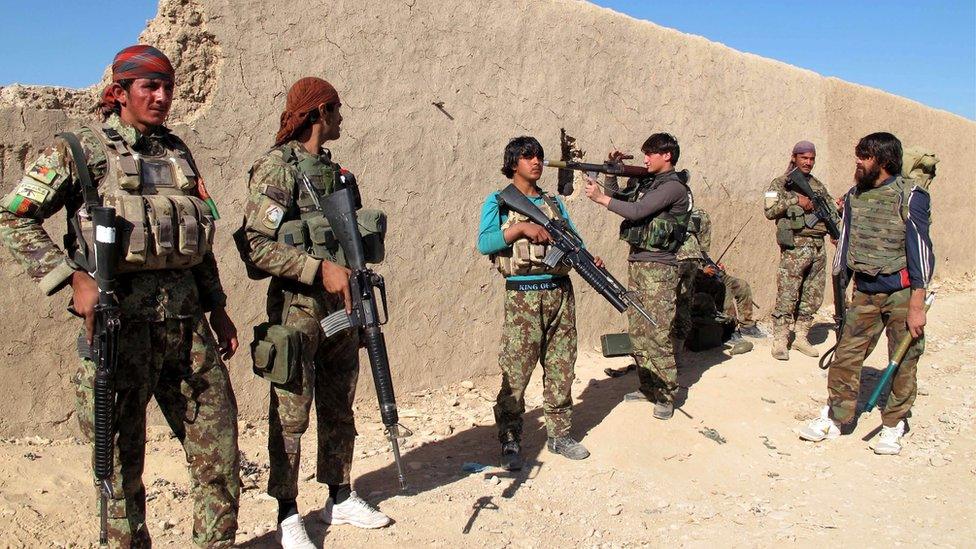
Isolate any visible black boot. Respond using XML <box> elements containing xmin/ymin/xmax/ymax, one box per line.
<box><xmin>546</xmin><ymin>436</ymin><xmax>590</xmax><ymax>460</ymax></box>
<box><xmin>500</xmin><ymin>432</ymin><xmax>523</xmax><ymax>471</ymax></box>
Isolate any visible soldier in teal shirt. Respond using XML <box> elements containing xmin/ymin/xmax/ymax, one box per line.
<box><xmin>476</xmin><ymin>136</ymin><xmax>596</xmax><ymax>470</ymax></box>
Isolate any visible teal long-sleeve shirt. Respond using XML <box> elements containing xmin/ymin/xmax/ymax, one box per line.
<box><xmin>476</xmin><ymin>189</ymin><xmax>582</xmax><ymax>281</ymax></box>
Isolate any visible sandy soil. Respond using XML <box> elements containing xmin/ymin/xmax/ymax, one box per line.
<box><xmin>1</xmin><ymin>281</ymin><xmax>973</xmax><ymax>548</ymax></box>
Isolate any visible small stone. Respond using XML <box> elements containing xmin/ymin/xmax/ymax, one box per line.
<box><xmin>461</xmin><ymin>380</ymin><xmax>475</xmax><ymax>390</ymax></box>
<box><xmin>608</xmin><ymin>505</ymin><xmax>622</xmax><ymax>516</ymax></box>
<box><xmin>485</xmin><ymin>475</ymin><xmax>500</xmax><ymax>486</ymax></box>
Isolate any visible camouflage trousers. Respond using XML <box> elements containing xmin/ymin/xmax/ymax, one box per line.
<box><xmin>74</xmin><ymin>316</ymin><xmax>241</xmax><ymax>549</ymax></box>
<box><xmin>628</xmin><ymin>262</ymin><xmax>679</xmax><ymax>403</ymax></box>
<box><xmin>773</xmin><ymin>241</ymin><xmax>826</xmax><ymax>327</ymax></box>
<box><xmin>493</xmin><ymin>279</ymin><xmax>577</xmax><ymax>440</ymax></box>
<box><xmin>827</xmin><ymin>288</ymin><xmax>924</xmax><ymax>427</ymax></box>
<box><xmin>267</xmin><ymin>292</ymin><xmax>360</xmax><ymax>499</ymax></box>
<box><xmin>724</xmin><ymin>274</ymin><xmax>755</xmax><ymax>327</ymax></box>
<box><xmin>674</xmin><ymin>259</ymin><xmax>703</xmax><ymax>340</ymax></box>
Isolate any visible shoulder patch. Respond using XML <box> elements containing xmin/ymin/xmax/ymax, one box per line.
<box><xmin>26</xmin><ymin>164</ymin><xmax>58</xmax><ymax>185</ymax></box>
<box><xmin>262</xmin><ymin>204</ymin><xmax>285</xmax><ymax>230</ymax></box>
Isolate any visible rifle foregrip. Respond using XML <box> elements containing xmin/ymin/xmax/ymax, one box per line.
<box><xmin>572</xmin><ymin>258</ymin><xmax>628</xmax><ymax>313</ymax></box>
<box><xmin>364</xmin><ymin>326</ymin><xmax>399</xmax><ymax>428</ymax></box>
<box><xmin>93</xmin><ymin>366</ymin><xmax>114</xmax><ymax>481</ymax></box>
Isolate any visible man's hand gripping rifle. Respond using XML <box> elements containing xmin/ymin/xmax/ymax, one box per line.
<box><xmin>497</xmin><ymin>184</ymin><xmax>655</xmax><ymax>325</ymax></box>
<box><xmin>312</xmin><ymin>186</ymin><xmax>409</xmax><ymax>491</ymax></box>
<box><xmin>786</xmin><ymin>168</ymin><xmax>841</xmax><ymax>240</ymax></box>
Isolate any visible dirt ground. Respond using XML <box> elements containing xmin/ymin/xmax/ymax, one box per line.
<box><xmin>1</xmin><ymin>281</ymin><xmax>973</xmax><ymax>548</ymax></box>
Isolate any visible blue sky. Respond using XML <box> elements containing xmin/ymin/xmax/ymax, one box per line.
<box><xmin>1</xmin><ymin>1</ymin><xmax>973</xmax><ymax>119</ymax></box>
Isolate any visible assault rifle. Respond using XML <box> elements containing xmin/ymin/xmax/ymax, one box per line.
<box><xmin>497</xmin><ymin>184</ymin><xmax>655</xmax><ymax>325</ymax></box>
<box><xmin>785</xmin><ymin>168</ymin><xmax>840</xmax><ymax>240</ymax></box>
<box><xmin>91</xmin><ymin>206</ymin><xmax>122</xmax><ymax>546</ymax></box>
<box><xmin>315</xmin><ymin>187</ymin><xmax>408</xmax><ymax>491</ymax></box>
<box><xmin>863</xmin><ymin>293</ymin><xmax>935</xmax><ymax>412</ymax></box>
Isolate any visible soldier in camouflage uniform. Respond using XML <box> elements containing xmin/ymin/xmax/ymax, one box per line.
<box><xmin>800</xmin><ymin>132</ymin><xmax>933</xmax><ymax>456</ymax></box>
<box><xmin>763</xmin><ymin>141</ymin><xmax>839</xmax><ymax>361</ymax></box>
<box><xmin>477</xmin><ymin>136</ymin><xmax>591</xmax><ymax>470</ymax></box>
<box><xmin>674</xmin><ymin>208</ymin><xmax>708</xmax><ymax>348</ymax></box>
<box><xmin>585</xmin><ymin>133</ymin><xmax>692</xmax><ymax>420</ymax></box>
<box><xmin>0</xmin><ymin>45</ymin><xmax>240</xmax><ymax>548</ymax></box>
<box><xmin>235</xmin><ymin>77</ymin><xmax>389</xmax><ymax>549</ymax></box>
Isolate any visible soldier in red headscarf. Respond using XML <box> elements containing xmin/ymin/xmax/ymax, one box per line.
<box><xmin>0</xmin><ymin>45</ymin><xmax>241</xmax><ymax>547</ymax></box>
<box><xmin>235</xmin><ymin>77</ymin><xmax>391</xmax><ymax>548</ymax></box>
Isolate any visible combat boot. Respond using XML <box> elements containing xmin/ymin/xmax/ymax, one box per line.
<box><xmin>792</xmin><ymin>319</ymin><xmax>820</xmax><ymax>358</ymax></box>
<box><xmin>771</xmin><ymin>322</ymin><xmax>789</xmax><ymax>361</ymax></box>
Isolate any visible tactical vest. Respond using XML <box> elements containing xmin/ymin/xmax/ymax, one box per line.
<box><xmin>619</xmin><ymin>173</ymin><xmax>693</xmax><ymax>253</ymax></box>
<box><xmin>846</xmin><ymin>176</ymin><xmax>912</xmax><ymax>276</ymax></box>
<box><xmin>275</xmin><ymin>144</ymin><xmax>386</xmax><ymax>266</ymax></box>
<box><xmin>72</xmin><ymin>124</ymin><xmax>214</xmax><ymax>273</ymax></box>
<box><xmin>492</xmin><ymin>193</ymin><xmax>572</xmax><ymax>277</ymax></box>
<box><xmin>676</xmin><ymin>208</ymin><xmax>706</xmax><ymax>261</ymax></box>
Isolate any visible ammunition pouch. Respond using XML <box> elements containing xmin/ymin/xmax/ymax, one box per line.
<box><xmin>687</xmin><ymin>211</ymin><xmax>702</xmax><ymax>234</ymax></box>
<box><xmin>493</xmin><ymin>238</ymin><xmax>571</xmax><ymax>277</ymax></box>
<box><xmin>76</xmin><ymin>194</ymin><xmax>214</xmax><ymax>273</ymax></box>
<box><xmin>620</xmin><ymin>216</ymin><xmax>687</xmax><ymax>253</ymax></box>
<box><xmin>785</xmin><ymin>205</ymin><xmax>806</xmax><ymax>230</ymax></box>
<box><xmin>278</xmin><ymin>209</ymin><xmax>387</xmax><ymax>267</ymax></box>
<box><xmin>251</xmin><ymin>322</ymin><xmax>302</xmax><ymax>385</ymax></box>
<box><xmin>775</xmin><ymin>218</ymin><xmax>795</xmax><ymax>249</ymax></box>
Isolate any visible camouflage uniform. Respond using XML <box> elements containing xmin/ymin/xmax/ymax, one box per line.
<box><xmin>675</xmin><ymin>209</ymin><xmax>710</xmax><ymax>340</ymax></box>
<box><xmin>478</xmin><ymin>188</ymin><xmax>580</xmax><ymax>442</ymax></box>
<box><xmin>237</xmin><ymin>141</ymin><xmax>360</xmax><ymax>498</ymax></box>
<box><xmin>628</xmin><ymin>261</ymin><xmax>679</xmax><ymax>402</ymax></box>
<box><xmin>0</xmin><ymin>114</ymin><xmax>240</xmax><ymax>548</ymax></box>
<box><xmin>493</xmin><ymin>281</ymin><xmax>577</xmax><ymax>439</ymax></box>
<box><xmin>764</xmin><ymin>173</ymin><xmax>837</xmax><ymax>345</ymax></box>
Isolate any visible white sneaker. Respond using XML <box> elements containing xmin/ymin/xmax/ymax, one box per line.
<box><xmin>320</xmin><ymin>491</ymin><xmax>391</xmax><ymax>529</ymax></box>
<box><xmin>799</xmin><ymin>406</ymin><xmax>841</xmax><ymax>442</ymax></box>
<box><xmin>873</xmin><ymin>421</ymin><xmax>905</xmax><ymax>455</ymax></box>
<box><xmin>276</xmin><ymin>514</ymin><xmax>316</xmax><ymax>549</ymax></box>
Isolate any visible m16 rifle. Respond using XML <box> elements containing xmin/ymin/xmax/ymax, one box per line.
<box><xmin>314</xmin><ymin>187</ymin><xmax>408</xmax><ymax>491</ymax></box>
<box><xmin>91</xmin><ymin>206</ymin><xmax>122</xmax><ymax>547</ymax></box>
<box><xmin>497</xmin><ymin>184</ymin><xmax>655</xmax><ymax>325</ymax></box>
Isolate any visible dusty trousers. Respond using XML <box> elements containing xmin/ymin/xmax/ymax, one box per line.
<box><xmin>827</xmin><ymin>288</ymin><xmax>924</xmax><ymax>427</ymax></box>
<box><xmin>628</xmin><ymin>261</ymin><xmax>680</xmax><ymax>403</ymax></box>
<box><xmin>266</xmin><ymin>291</ymin><xmax>360</xmax><ymax>499</ymax></box>
<box><xmin>74</xmin><ymin>316</ymin><xmax>241</xmax><ymax>548</ymax></box>
<box><xmin>493</xmin><ymin>279</ymin><xmax>577</xmax><ymax>441</ymax></box>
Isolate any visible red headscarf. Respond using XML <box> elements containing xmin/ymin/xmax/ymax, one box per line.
<box><xmin>100</xmin><ymin>45</ymin><xmax>175</xmax><ymax>118</ymax></box>
<box><xmin>274</xmin><ymin>77</ymin><xmax>340</xmax><ymax>146</ymax></box>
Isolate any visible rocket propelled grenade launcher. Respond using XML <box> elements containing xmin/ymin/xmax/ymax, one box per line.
<box><xmin>863</xmin><ymin>293</ymin><xmax>936</xmax><ymax>413</ymax></box>
<box><xmin>497</xmin><ymin>184</ymin><xmax>655</xmax><ymax>325</ymax></box>
<box><xmin>544</xmin><ymin>158</ymin><xmax>648</xmax><ymax>194</ymax></box>
<box><xmin>316</xmin><ymin>188</ymin><xmax>408</xmax><ymax>491</ymax></box>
